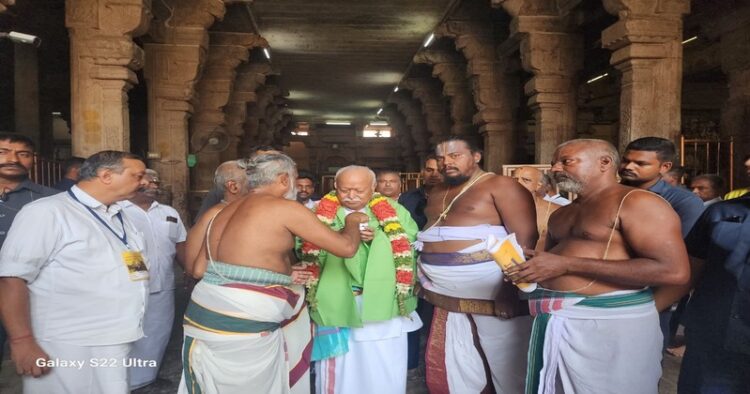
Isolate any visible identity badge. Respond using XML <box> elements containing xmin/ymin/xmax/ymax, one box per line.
<box><xmin>121</xmin><ymin>250</ymin><xmax>149</xmax><ymax>281</ymax></box>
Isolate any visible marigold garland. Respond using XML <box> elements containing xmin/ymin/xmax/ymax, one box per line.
<box><xmin>298</xmin><ymin>191</ymin><xmax>415</xmax><ymax>316</ymax></box>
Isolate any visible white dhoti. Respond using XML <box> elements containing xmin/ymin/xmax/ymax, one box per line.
<box><xmin>420</xmin><ymin>258</ymin><xmax>532</xmax><ymax>393</ymax></box>
<box><xmin>526</xmin><ymin>288</ymin><xmax>662</xmax><ymax>394</ymax></box>
<box><xmin>128</xmin><ymin>289</ymin><xmax>175</xmax><ymax>389</ymax></box>
<box><xmin>417</xmin><ymin>224</ymin><xmax>532</xmax><ymax>393</ymax></box>
<box><xmin>178</xmin><ymin>263</ymin><xmax>312</xmax><ymax>394</ymax></box>
<box><xmin>315</xmin><ymin>296</ymin><xmax>422</xmax><ymax>394</ymax></box>
<box><xmin>24</xmin><ymin>340</ymin><xmax>131</xmax><ymax>394</ymax></box>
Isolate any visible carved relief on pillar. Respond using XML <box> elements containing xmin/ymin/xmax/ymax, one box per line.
<box><xmin>402</xmin><ymin>77</ymin><xmax>451</xmax><ymax>144</ymax></box>
<box><xmin>602</xmin><ymin>0</ymin><xmax>690</xmax><ymax>150</ymax></box>
<box><xmin>383</xmin><ymin>106</ymin><xmax>419</xmax><ymax>171</ymax></box>
<box><xmin>65</xmin><ymin>0</ymin><xmax>152</xmax><ymax>157</ymax></box>
<box><xmin>144</xmin><ymin>0</ymin><xmax>224</xmax><ymax>218</ymax></box>
<box><xmin>413</xmin><ymin>49</ymin><xmax>478</xmax><ymax>138</ymax></box>
<box><xmin>224</xmin><ymin>63</ymin><xmax>272</xmax><ymax>141</ymax></box>
<box><xmin>388</xmin><ymin>92</ymin><xmax>431</xmax><ymax>163</ymax></box>
<box><xmin>436</xmin><ymin>20</ymin><xmax>518</xmax><ymax>168</ymax></box>
<box><xmin>190</xmin><ymin>32</ymin><xmax>268</xmax><ymax>190</ymax></box>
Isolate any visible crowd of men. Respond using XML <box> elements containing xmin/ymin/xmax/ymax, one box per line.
<box><xmin>0</xmin><ymin>131</ymin><xmax>748</xmax><ymax>394</ymax></box>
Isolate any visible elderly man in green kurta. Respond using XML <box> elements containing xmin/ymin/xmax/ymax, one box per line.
<box><xmin>298</xmin><ymin>165</ymin><xmax>422</xmax><ymax>394</ymax></box>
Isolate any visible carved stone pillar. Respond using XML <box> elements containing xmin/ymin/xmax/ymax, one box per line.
<box><xmin>243</xmin><ymin>83</ymin><xmax>282</xmax><ymax>149</ymax></box>
<box><xmin>144</xmin><ymin>0</ymin><xmax>223</xmax><ymax>218</ymax></box>
<box><xmin>402</xmin><ymin>77</ymin><xmax>451</xmax><ymax>144</ymax></box>
<box><xmin>414</xmin><ymin>49</ymin><xmax>478</xmax><ymax>139</ymax></box>
<box><xmin>383</xmin><ymin>105</ymin><xmax>419</xmax><ymax>171</ymax></box>
<box><xmin>500</xmin><ymin>3</ymin><xmax>583</xmax><ymax>164</ymax></box>
<box><xmin>388</xmin><ymin>91</ymin><xmax>431</xmax><ymax>164</ymax></box>
<box><xmin>66</xmin><ymin>0</ymin><xmax>152</xmax><ymax>156</ymax></box>
<box><xmin>190</xmin><ymin>32</ymin><xmax>267</xmax><ymax>191</ymax></box>
<box><xmin>602</xmin><ymin>0</ymin><xmax>690</xmax><ymax>150</ymax></box>
<box><xmin>222</xmin><ymin>63</ymin><xmax>272</xmax><ymax>161</ymax></box>
<box><xmin>436</xmin><ymin>21</ymin><xmax>518</xmax><ymax>171</ymax></box>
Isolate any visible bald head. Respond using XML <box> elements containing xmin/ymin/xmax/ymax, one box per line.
<box><xmin>514</xmin><ymin>166</ymin><xmax>544</xmax><ymax>194</ymax></box>
<box><xmin>335</xmin><ymin>165</ymin><xmax>376</xmax><ymax>210</ymax></box>
<box><xmin>214</xmin><ymin>160</ymin><xmax>250</xmax><ymax>194</ymax></box>
<box><xmin>556</xmin><ymin>139</ymin><xmax>620</xmax><ymax>170</ymax></box>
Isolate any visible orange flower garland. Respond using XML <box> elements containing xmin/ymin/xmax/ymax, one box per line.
<box><xmin>298</xmin><ymin>191</ymin><xmax>415</xmax><ymax>316</ymax></box>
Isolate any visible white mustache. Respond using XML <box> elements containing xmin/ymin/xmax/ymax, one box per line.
<box><xmin>341</xmin><ymin>197</ymin><xmax>362</xmax><ymax>203</ymax></box>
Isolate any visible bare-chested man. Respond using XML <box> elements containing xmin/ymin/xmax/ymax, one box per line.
<box><xmin>513</xmin><ymin>166</ymin><xmax>563</xmax><ymax>251</ymax></box>
<box><xmin>505</xmin><ymin>139</ymin><xmax>690</xmax><ymax>394</ymax></box>
<box><xmin>417</xmin><ymin>136</ymin><xmax>538</xmax><ymax>393</ymax></box>
<box><xmin>179</xmin><ymin>153</ymin><xmax>366</xmax><ymax>394</ymax></box>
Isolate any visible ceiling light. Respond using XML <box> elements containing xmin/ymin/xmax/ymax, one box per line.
<box><xmin>393</xmin><ymin>86</ymin><xmax>399</xmax><ymax>92</ymax></box>
<box><xmin>423</xmin><ymin>33</ymin><xmax>435</xmax><ymax>48</ymax></box>
<box><xmin>377</xmin><ymin>108</ymin><xmax>383</xmax><ymax>115</ymax></box>
<box><xmin>263</xmin><ymin>48</ymin><xmax>271</xmax><ymax>59</ymax></box>
<box><xmin>682</xmin><ymin>36</ymin><xmax>698</xmax><ymax>45</ymax></box>
<box><xmin>325</xmin><ymin>121</ymin><xmax>351</xmax><ymax>126</ymax></box>
<box><xmin>370</xmin><ymin>121</ymin><xmax>388</xmax><ymax>126</ymax></box>
<box><xmin>586</xmin><ymin>73</ymin><xmax>608</xmax><ymax>84</ymax></box>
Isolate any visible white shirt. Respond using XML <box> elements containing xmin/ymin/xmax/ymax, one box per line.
<box><xmin>544</xmin><ymin>193</ymin><xmax>571</xmax><ymax>206</ymax></box>
<box><xmin>0</xmin><ymin>186</ymin><xmax>148</xmax><ymax>346</ymax></box>
<box><xmin>120</xmin><ymin>200</ymin><xmax>187</xmax><ymax>293</ymax></box>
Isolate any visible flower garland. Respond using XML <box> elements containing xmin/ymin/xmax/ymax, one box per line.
<box><xmin>298</xmin><ymin>191</ymin><xmax>415</xmax><ymax>316</ymax></box>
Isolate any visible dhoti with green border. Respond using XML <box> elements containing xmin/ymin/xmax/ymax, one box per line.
<box><xmin>525</xmin><ymin>288</ymin><xmax>662</xmax><ymax>394</ymax></box>
<box><xmin>178</xmin><ymin>262</ymin><xmax>311</xmax><ymax>394</ymax></box>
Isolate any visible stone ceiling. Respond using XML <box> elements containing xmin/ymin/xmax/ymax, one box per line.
<box><xmin>239</xmin><ymin>0</ymin><xmax>455</xmax><ymax>125</ymax></box>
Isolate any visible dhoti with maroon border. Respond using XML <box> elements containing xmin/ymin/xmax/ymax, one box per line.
<box><xmin>418</xmin><ymin>250</ymin><xmax>532</xmax><ymax>394</ymax></box>
<box><xmin>178</xmin><ymin>262</ymin><xmax>311</xmax><ymax>394</ymax></box>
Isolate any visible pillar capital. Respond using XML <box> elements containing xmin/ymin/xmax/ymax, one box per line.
<box><xmin>402</xmin><ymin>77</ymin><xmax>451</xmax><ymax>143</ymax></box>
<box><xmin>601</xmin><ymin>0</ymin><xmax>689</xmax><ymax>150</ymax></box>
<box><xmin>388</xmin><ymin>92</ymin><xmax>430</xmax><ymax>154</ymax></box>
<box><xmin>66</xmin><ymin>0</ymin><xmax>152</xmax><ymax>157</ymax></box>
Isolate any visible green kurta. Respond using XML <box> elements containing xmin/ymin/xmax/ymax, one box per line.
<box><xmin>311</xmin><ymin>198</ymin><xmax>418</xmax><ymax>328</ymax></box>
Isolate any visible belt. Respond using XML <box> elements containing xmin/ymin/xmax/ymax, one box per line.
<box><xmin>415</xmin><ymin>283</ymin><xmax>495</xmax><ymax>316</ymax></box>
<box><xmin>418</xmin><ymin>250</ymin><xmax>494</xmax><ymax>266</ymax></box>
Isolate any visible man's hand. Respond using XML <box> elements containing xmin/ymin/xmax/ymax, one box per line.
<box><xmin>291</xmin><ymin>265</ymin><xmax>313</xmax><ymax>285</ymax></box>
<box><xmin>359</xmin><ymin>227</ymin><xmax>374</xmax><ymax>242</ymax></box>
<box><xmin>504</xmin><ymin>249</ymin><xmax>570</xmax><ymax>284</ymax></box>
<box><xmin>344</xmin><ymin>212</ymin><xmax>369</xmax><ymax>226</ymax></box>
<box><xmin>10</xmin><ymin>338</ymin><xmax>51</xmax><ymax>377</ymax></box>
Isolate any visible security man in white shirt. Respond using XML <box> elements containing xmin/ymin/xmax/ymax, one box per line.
<box><xmin>120</xmin><ymin>169</ymin><xmax>187</xmax><ymax>390</ymax></box>
<box><xmin>0</xmin><ymin>151</ymin><xmax>149</xmax><ymax>394</ymax></box>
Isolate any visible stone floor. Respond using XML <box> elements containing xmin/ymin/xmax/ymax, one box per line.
<box><xmin>0</xmin><ymin>283</ymin><xmax>683</xmax><ymax>393</ymax></box>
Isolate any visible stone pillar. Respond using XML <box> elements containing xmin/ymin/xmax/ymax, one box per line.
<box><xmin>388</xmin><ymin>91</ymin><xmax>431</xmax><ymax>164</ymax></box>
<box><xmin>14</xmin><ymin>44</ymin><xmax>39</xmax><ymax>142</ymax></box>
<box><xmin>383</xmin><ymin>105</ymin><xmax>419</xmax><ymax>171</ymax></box>
<box><xmin>497</xmin><ymin>0</ymin><xmax>583</xmax><ymax>164</ymax></box>
<box><xmin>414</xmin><ymin>49</ymin><xmax>477</xmax><ymax>138</ymax></box>
<box><xmin>65</xmin><ymin>0</ymin><xmax>152</xmax><ymax>157</ymax></box>
<box><xmin>243</xmin><ymin>83</ymin><xmax>281</xmax><ymax>148</ymax></box>
<box><xmin>222</xmin><ymin>63</ymin><xmax>272</xmax><ymax>161</ymax></box>
<box><xmin>190</xmin><ymin>32</ymin><xmax>267</xmax><ymax>191</ymax></box>
<box><xmin>436</xmin><ymin>20</ymin><xmax>518</xmax><ymax>171</ymax></box>
<box><xmin>718</xmin><ymin>21</ymin><xmax>750</xmax><ymax>187</ymax></box>
<box><xmin>602</xmin><ymin>0</ymin><xmax>690</xmax><ymax>150</ymax></box>
<box><xmin>144</xmin><ymin>0</ymin><xmax>224</xmax><ymax>218</ymax></box>
<box><xmin>402</xmin><ymin>77</ymin><xmax>451</xmax><ymax>144</ymax></box>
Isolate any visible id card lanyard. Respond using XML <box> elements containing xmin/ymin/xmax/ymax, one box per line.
<box><xmin>67</xmin><ymin>189</ymin><xmax>131</xmax><ymax>250</ymax></box>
